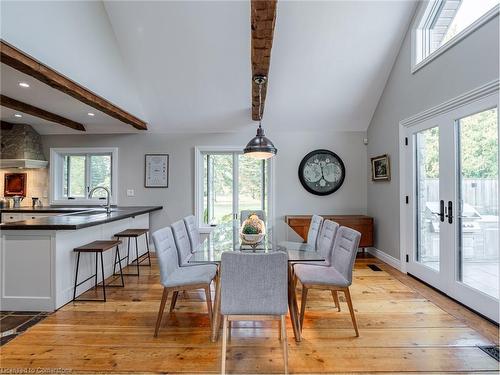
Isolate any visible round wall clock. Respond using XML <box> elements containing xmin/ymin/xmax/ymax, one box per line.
<box><xmin>298</xmin><ymin>149</ymin><xmax>346</xmax><ymax>196</ymax></box>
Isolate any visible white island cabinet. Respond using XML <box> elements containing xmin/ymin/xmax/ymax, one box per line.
<box><xmin>0</xmin><ymin>212</ymin><xmax>150</xmax><ymax>311</ymax></box>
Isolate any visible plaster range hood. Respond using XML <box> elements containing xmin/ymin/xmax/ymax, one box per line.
<box><xmin>0</xmin><ymin>158</ymin><xmax>48</xmax><ymax>168</ymax></box>
<box><xmin>0</xmin><ymin>124</ymin><xmax>48</xmax><ymax>169</ymax></box>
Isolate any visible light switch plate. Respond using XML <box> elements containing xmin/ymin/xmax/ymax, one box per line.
<box><xmin>126</xmin><ymin>189</ymin><xmax>135</xmax><ymax>197</ymax></box>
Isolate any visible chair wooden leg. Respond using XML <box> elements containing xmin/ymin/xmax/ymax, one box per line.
<box><xmin>154</xmin><ymin>288</ymin><xmax>169</xmax><ymax>337</ymax></box>
<box><xmin>331</xmin><ymin>290</ymin><xmax>341</xmax><ymax>312</ymax></box>
<box><xmin>299</xmin><ymin>286</ymin><xmax>308</xmax><ymax>332</ymax></box>
<box><xmin>344</xmin><ymin>287</ymin><xmax>359</xmax><ymax>337</ymax></box>
<box><xmin>278</xmin><ymin>319</ymin><xmax>282</xmax><ymax>341</ymax></box>
<box><xmin>212</xmin><ymin>267</ymin><xmax>222</xmax><ymax>342</ymax></box>
<box><xmin>205</xmin><ymin>286</ymin><xmax>213</xmax><ymax>330</ymax></box>
<box><xmin>169</xmin><ymin>291</ymin><xmax>179</xmax><ymax>312</ymax></box>
<box><xmin>281</xmin><ymin>315</ymin><xmax>288</xmax><ymax>375</ymax></box>
<box><xmin>221</xmin><ymin>316</ymin><xmax>228</xmax><ymax>375</ymax></box>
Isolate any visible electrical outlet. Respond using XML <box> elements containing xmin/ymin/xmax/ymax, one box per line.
<box><xmin>126</xmin><ymin>189</ymin><xmax>135</xmax><ymax>197</ymax></box>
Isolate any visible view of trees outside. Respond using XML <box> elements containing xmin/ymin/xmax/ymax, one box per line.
<box><xmin>62</xmin><ymin>154</ymin><xmax>112</xmax><ymax>199</ymax></box>
<box><xmin>416</xmin><ymin>126</ymin><xmax>440</xmax><ymax>269</ymax></box>
<box><xmin>89</xmin><ymin>155</ymin><xmax>112</xmax><ymax>198</ymax></box>
<box><xmin>63</xmin><ymin>155</ymin><xmax>86</xmax><ymax>198</ymax></box>
<box><xmin>458</xmin><ymin>109</ymin><xmax>498</xmax><ymax>298</ymax></box>
<box><xmin>238</xmin><ymin>154</ymin><xmax>265</xmax><ymax>211</ymax></box>
<box><xmin>421</xmin><ymin>109</ymin><xmax>498</xmax><ymax>215</ymax></box>
<box><xmin>203</xmin><ymin>153</ymin><xmax>266</xmax><ymax>224</ymax></box>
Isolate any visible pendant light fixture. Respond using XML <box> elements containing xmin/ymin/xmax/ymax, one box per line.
<box><xmin>244</xmin><ymin>75</ymin><xmax>277</xmax><ymax>159</ymax></box>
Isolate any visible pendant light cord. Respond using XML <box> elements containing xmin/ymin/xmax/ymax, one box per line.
<box><xmin>258</xmin><ymin>80</ymin><xmax>263</xmax><ymax>128</ymax></box>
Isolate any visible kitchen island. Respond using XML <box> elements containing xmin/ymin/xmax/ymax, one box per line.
<box><xmin>0</xmin><ymin>206</ymin><xmax>162</xmax><ymax>311</ymax></box>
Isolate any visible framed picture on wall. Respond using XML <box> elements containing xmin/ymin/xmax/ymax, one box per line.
<box><xmin>4</xmin><ymin>173</ymin><xmax>27</xmax><ymax>196</ymax></box>
<box><xmin>145</xmin><ymin>154</ymin><xmax>169</xmax><ymax>188</ymax></box>
<box><xmin>371</xmin><ymin>154</ymin><xmax>391</xmax><ymax>181</ymax></box>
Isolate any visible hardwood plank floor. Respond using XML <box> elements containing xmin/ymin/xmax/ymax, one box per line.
<box><xmin>1</xmin><ymin>254</ymin><xmax>498</xmax><ymax>374</ymax></box>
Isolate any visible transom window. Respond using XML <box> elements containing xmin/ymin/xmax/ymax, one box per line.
<box><xmin>50</xmin><ymin>147</ymin><xmax>118</xmax><ymax>205</ymax></box>
<box><xmin>413</xmin><ymin>0</ymin><xmax>499</xmax><ymax>71</ymax></box>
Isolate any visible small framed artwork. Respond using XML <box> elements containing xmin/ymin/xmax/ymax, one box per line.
<box><xmin>371</xmin><ymin>154</ymin><xmax>391</xmax><ymax>181</ymax></box>
<box><xmin>4</xmin><ymin>173</ymin><xmax>27</xmax><ymax>196</ymax></box>
<box><xmin>145</xmin><ymin>154</ymin><xmax>169</xmax><ymax>188</ymax></box>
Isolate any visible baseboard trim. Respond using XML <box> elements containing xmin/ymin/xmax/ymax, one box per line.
<box><xmin>367</xmin><ymin>247</ymin><xmax>402</xmax><ymax>271</ymax></box>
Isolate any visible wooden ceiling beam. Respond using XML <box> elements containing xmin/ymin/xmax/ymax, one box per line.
<box><xmin>251</xmin><ymin>0</ymin><xmax>277</xmax><ymax>121</ymax></box>
<box><xmin>0</xmin><ymin>120</ymin><xmax>16</xmax><ymax>130</ymax></box>
<box><xmin>0</xmin><ymin>40</ymin><xmax>147</xmax><ymax>130</ymax></box>
<box><xmin>0</xmin><ymin>95</ymin><xmax>86</xmax><ymax>131</ymax></box>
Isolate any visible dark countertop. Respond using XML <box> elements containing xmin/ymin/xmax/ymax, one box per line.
<box><xmin>0</xmin><ymin>206</ymin><xmax>163</xmax><ymax>230</ymax></box>
<box><xmin>1</xmin><ymin>206</ymin><xmax>97</xmax><ymax>213</ymax></box>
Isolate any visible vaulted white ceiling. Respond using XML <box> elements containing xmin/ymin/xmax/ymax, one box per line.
<box><xmin>1</xmin><ymin>1</ymin><xmax>417</xmax><ymax>134</ymax></box>
<box><xmin>104</xmin><ymin>0</ymin><xmax>417</xmax><ymax>133</ymax></box>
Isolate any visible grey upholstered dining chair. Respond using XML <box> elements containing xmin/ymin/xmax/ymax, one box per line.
<box><xmin>184</xmin><ymin>215</ymin><xmax>201</xmax><ymax>251</ymax></box>
<box><xmin>151</xmin><ymin>226</ymin><xmax>217</xmax><ymax>338</ymax></box>
<box><xmin>306</xmin><ymin>215</ymin><xmax>324</xmax><ymax>248</ymax></box>
<box><xmin>316</xmin><ymin>220</ymin><xmax>340</xmax><ymax>266</ymax></box>
<box><xmin>294</xmin><ymin>226</ymin><xmax>361</xmax><ymax>337</ymax></box>
<box><xmin>239</xmin><ymin>210</ymin><xmax>266</xmax><ymax>224</ymax></box>
<box><xmin>220</xmin><ymin>251</ymin><xmax>288</xmax><ymax>374</ymax></box>
<box><xmin>294</xmin><ymin>219</ymin><xmax>339</xmax><ymax>266</ymax></box>
<box><xmin>171</xmin><ymin>219</ymin><xmax>194</xmax><ymax>266</ymax></box>
<box><xmin>292</xmin><ymin>220</ymin><xmax>341</xmax><ymax>311</ymax></box>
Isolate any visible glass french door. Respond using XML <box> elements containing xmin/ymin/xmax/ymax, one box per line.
<box><xmin>200</xmin><ymin>151</ymin><xmax>271</xmax><ymax>226</ymax></box>
<box><xmin>405</xmin><ymin>93</ymin><xmax>499</xmax><ymax>322</ymax></box>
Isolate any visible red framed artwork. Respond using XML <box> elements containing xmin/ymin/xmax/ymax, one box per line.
<box><xmin>4</xmin><ymin>173</ymin><xmax>27</xmax><ymax>196</ymax></box>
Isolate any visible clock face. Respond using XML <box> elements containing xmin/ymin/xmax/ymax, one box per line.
<box><xmin>298</xmin><ymin>150</ymin><xmax>346</xmax><ymax>195</ymax></box>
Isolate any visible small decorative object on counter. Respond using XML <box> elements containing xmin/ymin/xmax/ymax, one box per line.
<box><xmin>0</xmin><ymin>197</ymin><xmax>10</xmax><ymax>209</ymax></box>
<box><xmin>12</xmin><ymin>195</ymin><xmax>24</xmax><ymax>208</ymax></box>
<box><xmin>240</xmin><ymin>213</ymin><xmax>266</xmax><ymax>248</ymax></box>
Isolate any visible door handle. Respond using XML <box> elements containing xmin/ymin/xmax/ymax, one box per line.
<box><xmin>431</xmin><ymin>200</ymin><xmax>445</xmax><ymax>222</ymax></box>
<box><xmin>448</xmin><ymin>200</ymin><xmax>453</xmax><ymax>224</ymax></box>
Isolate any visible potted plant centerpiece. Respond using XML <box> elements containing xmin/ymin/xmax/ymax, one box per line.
<box><xmin>240</xmin><ymin>213</ymin><xmax>266</xmax><ymax>247</ymax></box>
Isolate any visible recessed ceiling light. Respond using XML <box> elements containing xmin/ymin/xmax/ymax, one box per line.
<box><xmin>18</xmin><ymin>82</ymin><xmax>30</xmax><ymax>88</ymax></box>
<box><xmin>14</xmin><ymin>113</ymin><xmax>22</xmax><ymax>118</ymax></box>
<box><xmin>87</xmin><ymin>112</ymin><xmax>95</xmax><ymax>117</ymax></box>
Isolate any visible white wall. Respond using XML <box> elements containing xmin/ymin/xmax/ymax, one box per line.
<box><xmin>0</xmin><ymin>0</ymin><xmax>144</xmax><ymax>119</ymax></box>
<box><xmin>41</xmin><ymin>130</ymin><xmax>368</xmax><ymax>233</ymax></box>
<box><xmin>367</xmin><ymin>11</ymin><xmax>499</xmax><ymax>259</ymax></box>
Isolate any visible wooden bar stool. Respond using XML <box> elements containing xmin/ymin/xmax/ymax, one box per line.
<box><xmin>114</xmin><ymin>229</ymin><xmax>152</xmax><ymax>277</ymax></box>
<box><xmin>73</xmin><ymin>240</ymin><xmax>124</xmax><ymax>303</ymax></box>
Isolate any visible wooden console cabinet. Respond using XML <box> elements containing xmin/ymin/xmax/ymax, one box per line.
<box><xmin>285</xmin><ymin>215</ymin><xmax>374</xmax><ymax>249</ymax></box>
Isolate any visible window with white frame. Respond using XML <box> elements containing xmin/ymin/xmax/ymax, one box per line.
<box><xmin>194</xmin><ymin>147</ymin><xmax>273</xmax><ymax>229</ymax></box>
<box><xmin>50</xmin><ymin>148</ymin><xmax>118</xmax><ymax>205</ymax></box>
<box><xmin>412</xmin><ymin>0</ymin><xmax>499</xmax><ymax>71</ymax></box>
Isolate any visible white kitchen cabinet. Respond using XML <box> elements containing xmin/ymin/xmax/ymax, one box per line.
<box><xmin>2</xmin><ymin>213</ymin><xmax>24</xmax><ymax>223</ymax></box>
<box><xmin>22</xmin><ymin>213</ymin><xmax>59</xmax><ymax>221</ymax></box>
<box><xmin>0</xmin><ymin>213</ymin><xmax>150</xmax><ymax>311</ymax></box>
<box><xmin>1</xmin><ymin>212</ymin><xmax>61</xmax><ymax>223</ymax></box>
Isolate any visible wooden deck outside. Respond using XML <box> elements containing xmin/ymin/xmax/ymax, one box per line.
<box><xmin>1</xmin><ymin>254</ymin><xmax>498</xmax><ymax>374</ymax></box>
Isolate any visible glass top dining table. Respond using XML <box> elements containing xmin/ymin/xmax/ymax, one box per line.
<box><xmin>189</xmin><ymin>220</ymin><xmax>324</xmax><ymax>342</ymax></box>
<box><xmin>189</xmin><ymin>220</ymin><xmax>324</xmax><ymax>263</ymax></box>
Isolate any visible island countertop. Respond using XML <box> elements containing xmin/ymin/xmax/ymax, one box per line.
<box><xmin>0</xmin><ymin>206</ymin><xmax>162</xmax><ymax>230</ymax></box>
